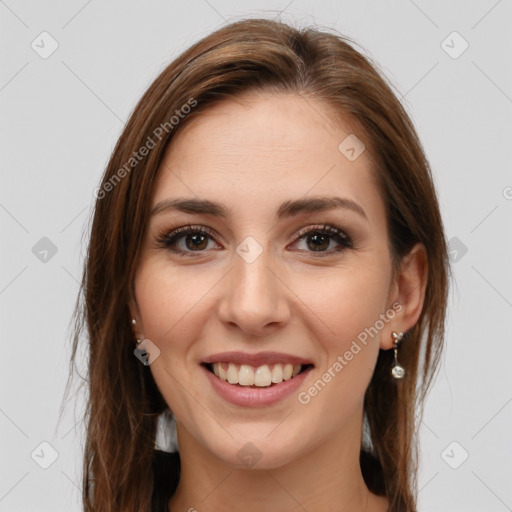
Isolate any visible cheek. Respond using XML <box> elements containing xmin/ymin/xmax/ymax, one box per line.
<box><xmin>134</xmin><ymin>261</ymin><xmax>217</xmax><ymax>349</ymax></box>
<box><xmin>291</xmin><ymin>263</ymin><xmax>390</xmax><ymax>341</ymax></box>
<box><xmin>292</xmin><ymin>267</ymin><xmax>389</xmax><ymax>402</ymax></box>
<box><xmin>294</xmin><ymin>274</ymin><xmax>388</xmax><ymax>433</ymax></box>
<box><xmin>134</xmin><ymin>262</ymin><xmax>212</xmax><ymax>417</ymax></box>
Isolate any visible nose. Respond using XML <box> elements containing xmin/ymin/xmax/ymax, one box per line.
<box><xmin>217</xmin><ymin>245</ymin><xmax>291</xmax><ymax>337</ymax></box>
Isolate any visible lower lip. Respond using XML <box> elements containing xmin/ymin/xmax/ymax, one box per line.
<box><xmin>202</xmin><ymin>365</ymin><xmax>312</xmax><ymax>407</ymax></box>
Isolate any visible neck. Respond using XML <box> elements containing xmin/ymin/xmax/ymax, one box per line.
<box><xmin>167</xmin><ymin>414</ymin><xmax>389</xmax><ymax>512</ymax></box>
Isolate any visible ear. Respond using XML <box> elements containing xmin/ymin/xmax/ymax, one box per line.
<box><xmin>381</xmin><ymin>242</ymin><xmax>428</xmax><ymax>350</ymax></box>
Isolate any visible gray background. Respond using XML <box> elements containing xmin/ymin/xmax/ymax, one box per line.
<box><xmin>1</xmin><ymin>1</ymin><xmax>511</xmax><ymax>511</ymax></box>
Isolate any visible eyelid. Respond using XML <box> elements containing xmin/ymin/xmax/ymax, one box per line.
<box><xmin>294</xmin><ymin>223</ymin><xmax>352</xmax><ymax>243</ymax></box>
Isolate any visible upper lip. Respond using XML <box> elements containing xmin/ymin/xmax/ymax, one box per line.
<box><xmin>202</xmin><ymin>351</ymin><xmax>314</xmax><ymax>367</ymax></box>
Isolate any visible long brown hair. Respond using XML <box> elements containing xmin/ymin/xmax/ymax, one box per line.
<box><xmin>63</xmin><ymin>17</ymin><xmax>450</xmax><ymax>512</ymax></box>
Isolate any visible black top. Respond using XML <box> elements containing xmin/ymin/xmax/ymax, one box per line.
<box><xmin>152</xmin><ymin>450</ymin><xmax>180</xmax><ymax>512</ymax></box>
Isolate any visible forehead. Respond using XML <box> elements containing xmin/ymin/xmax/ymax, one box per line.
<box><xmin>152</xmin><ymin>93</ymin><xmax>385</xmax><ymax>225</ymax></box>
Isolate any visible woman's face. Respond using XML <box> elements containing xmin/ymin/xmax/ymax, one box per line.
<box><xmin>131</xmin><ymin>92</ymin><xmax>402</xmax><ymax>468</ymax></box>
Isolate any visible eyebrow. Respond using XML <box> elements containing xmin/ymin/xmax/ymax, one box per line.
<box><xmin>150</xmin><ymin>196</ymin><xmax>368</xmax><ymax>222</ymax></box>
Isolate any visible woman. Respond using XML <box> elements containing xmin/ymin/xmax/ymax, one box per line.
<box><xmin>66</xmin><ymin>17</ymin><xmax>450</xmax><ymax>512</ymax></box>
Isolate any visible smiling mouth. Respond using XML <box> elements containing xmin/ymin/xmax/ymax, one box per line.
<box><xmin>203</xmin><ymin>362</ymin><xmax>314</xmax><ymax>388</ymax></box>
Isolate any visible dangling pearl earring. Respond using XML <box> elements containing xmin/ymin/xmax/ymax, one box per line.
<box><xmin>391</xmin><ymin>331</ymin><xmax>405</xmax><ymax>379</ymax></box>
<box><xmin>131</xmin><ymin>318</ymin><xmax>142</xmax><ymax>345</ymax></box>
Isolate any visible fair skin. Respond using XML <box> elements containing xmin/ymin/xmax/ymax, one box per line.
<box><xmin>130</xmin><ymin>92</ymin><xmax>427</xmax><ymax>512</ymax></box>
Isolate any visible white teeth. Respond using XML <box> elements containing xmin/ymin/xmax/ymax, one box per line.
<box><xmin>238</xmin><ymin>365</ymin><xmax>254</xmax><ymax>385</ymax></box>
<box><xmin>271</xmin><ymin>364</ymin><xmax>283</xmax><ymax>383</ymax></box>
<box><xmin>226</xmin><ymin>364</ymin><xmax>239</xmax><ymax>384</ymax></box>
<box><xmin>254</xmin><ymin>365</ymin><xmax>272</xmax><ymax>387</ymax></box>
<box><xmin>210</xmin><ymin>362</ymin><xmax>306</xmax><ymax>387</ymax></box>
<box><xmin>283</xmin><ymin>363</ymin><xmax>293</xmax><ymax>380</ymax></box>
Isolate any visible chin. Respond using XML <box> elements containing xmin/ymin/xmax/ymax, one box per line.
<box><xmin>202</xmin><ymin>428</ymin><xmax>309</xmax><ymax>470</ymax></box>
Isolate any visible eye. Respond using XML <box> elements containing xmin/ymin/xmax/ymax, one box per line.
<box><xmin>155</xmin><ymin>223</ymin><xmax>354</xmax><ymax>257</ymax></box>
<box><xmin>155</xmin><ymin>224</ymin><xmax>220</xmax><ymax>257</ymax></box>
<box><xmin>291</xmin><ymin>224</ymin><xmax>354</xmax><ymax>256</ymax></box>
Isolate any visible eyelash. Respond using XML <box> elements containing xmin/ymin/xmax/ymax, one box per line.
<box><xmin>155</xmin><ymin>223</ymin><xmax>354</xmax><ymax>258</ymax></box>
